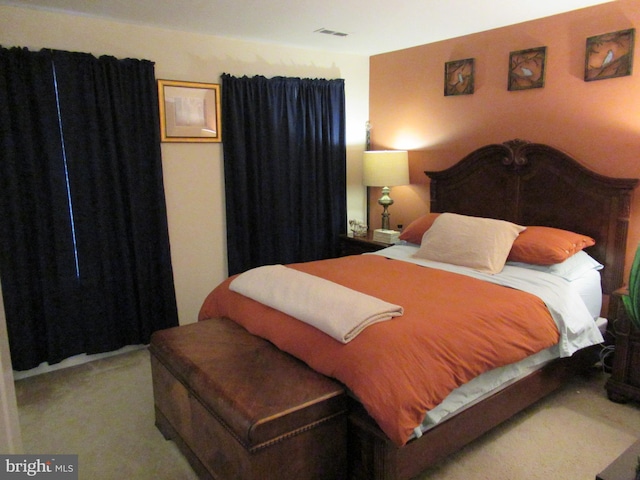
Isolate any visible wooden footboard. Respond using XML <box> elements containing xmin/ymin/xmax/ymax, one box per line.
<box><xmin>347</xmin><ymin>346</ymin><xmax>600</xmax><ymax>480</ymax></box>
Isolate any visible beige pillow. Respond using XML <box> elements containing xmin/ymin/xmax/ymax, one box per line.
<box><xmin>413</xmin><ymin>213</ymin><xmax>526</xmax><ymax>274</ymax></box>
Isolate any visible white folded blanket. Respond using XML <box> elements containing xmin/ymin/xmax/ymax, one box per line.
<box><xmin>229</xmin><ymin>264</ymin><xmax>403</xmax><ymax>343</ymax></box>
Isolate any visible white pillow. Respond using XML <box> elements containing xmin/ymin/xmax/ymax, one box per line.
<box><xmin>506</xmin><ymin>250</ymin><xmax>603</xmax><ymax>281</ymax></box>
<box><xmin>413</xmin><ymin>213</ymin><xmax>526</xmax><ymax>274</ymax></box>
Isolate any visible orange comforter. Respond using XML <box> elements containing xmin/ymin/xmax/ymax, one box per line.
<box><xmin>198</xmin><ymin>254</ymin><xmax>559</xmax><ymax>446</ymax></box>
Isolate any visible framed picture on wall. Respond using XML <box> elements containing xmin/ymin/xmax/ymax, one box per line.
<box><xmin>444</xmin><ymin>58</ymin><xmax>475</xmax><ymax>96</ymax></box>
<box><xmin>508</xmin><ymin>47</ymin><xmax>547</xmax><ymax>91</ymax></box>
<box><xmin>157</xmin><ymin>79</ymin><xmax>222</xmax><ymax>143</ymax></box>
<box><xmin>584</xmin><ymin>28</ymin><xmax>635</xmax><ymax>82</ymax></box>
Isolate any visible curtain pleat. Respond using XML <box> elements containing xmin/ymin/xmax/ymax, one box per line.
<box><xmin>0</xmin><ymin>46</ymin><xmax>178</xmax><ymax>370</ymax></box>
<box><xmin>222</xmin><ymin>74</ymin><xmax>346</xmax><ymax>275</ymax></box>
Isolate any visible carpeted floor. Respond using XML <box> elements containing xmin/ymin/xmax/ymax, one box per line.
<box><xmin>14</xmin><ymin>348</ymin><xmax>640</xmax><ymax>479</ymax></box>
<box><xmin>15</xmin><ymin>348</ymin><xmax>198</xmax><ymax>480</ymax></box>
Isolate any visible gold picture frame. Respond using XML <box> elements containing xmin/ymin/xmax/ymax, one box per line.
<box><xmin>444</xmin><ymin>58</ymin><xmax>475</xmax><ymax>96</ymax></box>
<box><xmin>508</xmin><ymin>47</ymin><xmax>546</xmax><ymax>91</ymax></box>
<box><xmin>158</xmin><ymin>79</ymin><xmax>222</xmax><ymax>143</ymax></box>
<box><xmin>584</xmin><ymin>28</ymin><xmax>635</xmax><ymax>82</ymax></box>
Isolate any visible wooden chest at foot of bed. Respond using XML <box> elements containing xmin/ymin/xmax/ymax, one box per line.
<box><xmin>149</xmin><ymin>318</ymin><xmax>348</xmax><ymax>480</ymax></box>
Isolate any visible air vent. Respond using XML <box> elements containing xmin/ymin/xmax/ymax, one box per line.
<box><xmin>314</xmin><ymin>28</ymin><xmax>348</xmax><ymax>37</ymax></box>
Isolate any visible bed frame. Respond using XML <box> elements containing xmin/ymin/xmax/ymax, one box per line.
<box><xmin>346</xmin><ymin>139</ymin><xmax>638</xmax><ymax>479</ymax></box>
<box><xmin>154</xmin><ymin>139</ymin><xmax>638</xmax><ymax>480</ymax></box>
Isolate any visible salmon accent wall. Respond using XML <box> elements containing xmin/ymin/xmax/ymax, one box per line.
<box><xmin>369</xmin><ymin>0</ymin><xmax>640</xmax><ymax>282</ymax></box>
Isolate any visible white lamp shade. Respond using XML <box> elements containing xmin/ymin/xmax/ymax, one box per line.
<box><xmin>362</xmin><ymin>150</ymin><xmax>409</xmax><ymax>187</ymax></box>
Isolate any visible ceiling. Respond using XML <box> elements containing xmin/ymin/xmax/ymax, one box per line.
<box><xmin>2</xmin><ymin>0</ymin><xmax>613</xmax><ymax>55</ymax></box>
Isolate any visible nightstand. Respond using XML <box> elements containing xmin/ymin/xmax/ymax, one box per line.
<box><xmin>605</xmin><ymin>288</ymin><xmax>640</xmax><ymax>404</ymax></box>
<box><xmin>338</xmin><ymin>232</ymin><xmax>389</xmax><ymax>256</ymax></box>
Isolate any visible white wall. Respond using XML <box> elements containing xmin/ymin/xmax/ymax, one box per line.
<box><xmin>0</xmin><ymin>281</ymin><xmax>23</xmax><ymax>453</ymax></box>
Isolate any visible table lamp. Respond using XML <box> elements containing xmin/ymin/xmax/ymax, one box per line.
<box><xmin>362</xmin><ymin>150</ymin><xmax>409</xmax><ymax>242</ymax></box>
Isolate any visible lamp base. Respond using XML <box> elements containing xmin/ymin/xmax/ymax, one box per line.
<box><xmin>378</xmin><ymin>186</ymin><xmax>393</xmax><ymax>231</ymax></box>
<box><xmin>372</xmin><ymin>229</ymin><xmax>401</xmax><ymax>244</ymax></box>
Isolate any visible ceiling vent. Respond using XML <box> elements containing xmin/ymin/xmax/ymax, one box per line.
<box><xmin>314</xmin><ymin>28</ymin><xmax>348</xmax><ymax>37</ymax></box>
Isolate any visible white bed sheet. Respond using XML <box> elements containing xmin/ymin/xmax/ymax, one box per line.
<box><xmin>570</xmin><ymin>268</ymin><xmax>603</xmax><ymax>319</ymax></box>
<box><xmin>365</xmin><ymin>244</ymin><xmax>605</xmax><ymax>436</ymax></box>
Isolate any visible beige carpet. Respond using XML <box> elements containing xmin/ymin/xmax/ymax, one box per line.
<box><xmin>15</xmin><ymin>348</ymin><xmax>198</xmax><ymax>480</ymax></box>
<box><xmin>416</xmin><ymin>368</ymin><xmax>640</xmax><ymax>480</ymax></box>
<box><xmin>14</xmin><ymin>348</ymin><xmax>640</xmax><ymax>480</ymax></box>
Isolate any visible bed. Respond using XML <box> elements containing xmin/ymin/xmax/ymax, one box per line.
<box><xmin>191</xmin><ymin>139</ymin><xmax>638</xmax><ymax>479</ymax></box>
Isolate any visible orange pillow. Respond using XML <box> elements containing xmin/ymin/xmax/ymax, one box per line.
<box><xmin>399</xmin><ymin>213</ymin><xmax>441</xmax><ymax>244</ymax></box>
<box><xmin>507</xmin><ymin>226</ymin><xmax>595</xmax><ymax>265</ymax></box>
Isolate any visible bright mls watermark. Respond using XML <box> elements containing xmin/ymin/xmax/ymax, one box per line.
<box><xmin>0</xmin><ymin>455</ymin><xmax>77</xmax><ymax>479</ymax></box>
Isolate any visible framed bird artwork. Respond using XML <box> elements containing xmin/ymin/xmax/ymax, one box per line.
<box><xmin>444</xmin><ymin>58</ymin><xmax>475</xmax><ymax>96</ymax></box>
<box><xmin>584</xmin><ymin>29</ymin><xmax>635</xmax><ymax>82</ymax></box>
<box><xmin>508</xmin><ymin>47</ymin><xmax>547</xmax><ymax>91</ymax></box>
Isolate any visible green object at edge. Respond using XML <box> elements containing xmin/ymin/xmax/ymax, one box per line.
<box><xmin>622</xmin><ymin>243</ymin><xmax>640</xmax><ymax>330</ymax></box>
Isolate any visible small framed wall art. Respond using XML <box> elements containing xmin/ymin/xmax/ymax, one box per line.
<box><xmin>444</xmin><ymin>58</ymin><xmax>475</xmax><ymax>96</ymax></box>
<box><xmin>158</xmin><ymin>79</ymin><xmax>222</xmax><ymax>143</ymax></box>
<box><xmin>584</xmin><ymin>28</ymin><xmax>635</xmax><ymax>82</ymax></box>
<box><xmin>508</xmin><ymin>47</ymin><xmax>546</xmax><ymax>91</ymax></box>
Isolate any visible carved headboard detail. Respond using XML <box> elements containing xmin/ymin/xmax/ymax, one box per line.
<box><xmin>425</xmin><ymin>139</ymin><xmax>638</xmax><ymax>295</ymax></box>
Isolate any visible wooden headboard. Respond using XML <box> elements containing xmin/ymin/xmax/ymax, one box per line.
<box><xmin>425</xmin><ymin>139</ymin><xmax>638</xmax><ymax>295</ymax></box>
